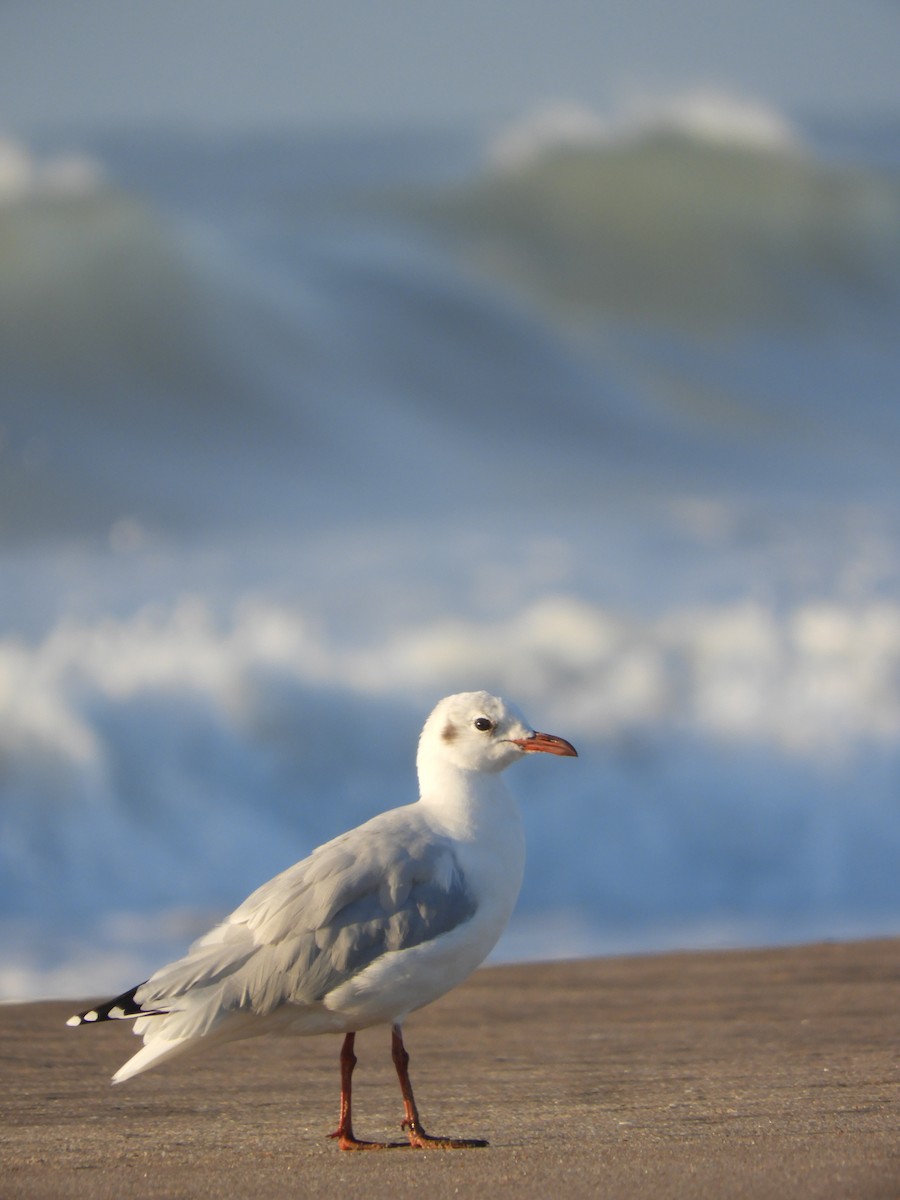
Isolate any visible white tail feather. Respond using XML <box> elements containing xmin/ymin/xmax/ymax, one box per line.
<box><xmin>112</xmin><ymin>1036</ymin><xmax>195</xmax><ymax>1084</ymax></box>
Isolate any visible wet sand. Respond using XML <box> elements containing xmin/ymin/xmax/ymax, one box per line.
<box><xmin>2</xmin><ymin>938</ymin><xmax>899</xmax><ymax>1198</ymax></box>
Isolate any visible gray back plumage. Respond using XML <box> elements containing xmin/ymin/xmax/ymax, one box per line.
<box><xmin>133</xmin><ymin>806</ymin><xmax>477</xmax><ymax>1036</ymax></box>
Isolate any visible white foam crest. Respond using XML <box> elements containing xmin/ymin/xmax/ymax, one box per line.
<box><xmin>623</xmin><ymin>87</ymin><xmax>801</xmax><ymax>152</ymax></box>
<box><xmin>2</xmin><ymin>593</ymin><xmax>900</xmax><ymax>794</ymax></box>
<box><xmin>9</xmin><ymin>598</ymin><xmax>333</xmax><ymax>744</ymax></box>
<box><xmin>0</xmin><ymin>638</ymin><xmax>101</xmax><ymax>769</ymax></box>
<box><xmin>345</xmin><ymin>596</ymin><xmax>900</xmax><ymax>754</ymax></box>
<box><xmin>490</xmin><ymin>101</ymin><xmax>610</xmax><ymax>169</ymax></box>
<box><xmin>0</xmin><ymin>132</ymin><xmax>104</xmax><ymax>203</ymax></box>
<box><xmin>3</xmin><ymin>594</ymin><xmax>900</xmax><ymax>998</ymax></box>
<box><xmin>489</xmin><ymin>89</ymin><xmax>801</xmax><ymax>169</ymax></box>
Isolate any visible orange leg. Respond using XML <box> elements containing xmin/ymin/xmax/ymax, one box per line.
<box><xmin>328</xmin><ymin>1032</ymin><xmax>402</xmax><ymax>1150</ymax></box>
<box><xmin>391</xmin><ymin>1024</ymin><xmax>488</xmax><ymax>1149</ymax></box>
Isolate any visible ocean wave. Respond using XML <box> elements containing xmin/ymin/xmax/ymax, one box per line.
<box><xmin>2</xmin><ymin>119</ymin><xmax>900</xmax><ymax>996</ymax></box>
<box><xmin>3</xmin><ymin>592</ymin><xmax>900</xmax><ymax>997</ymax></box>
<box><xmin>3</xmin><ymin>120</ymin><xmax>898</xmax><ymax>555</ymax></box>
<box><xmin>3</xmin><ymin>592</ymin><xmax>899</xmax><ymax>794</ymax></box>
<box><xmin>0</xmin><ymin>161</ymin><xmax>329</xmax><ymax>542</ymax></box>
<box><xmin>489</xmin><ymin>89</ymin><xmax>801</xmax><ymax>169</ymax></box>
<box><xmin>421</xmin><ymin>107</ymin><xmax>900</xmax><ymax>332</ymax></box>
<box><xmin>0</xmin><ymin>132</ymin><xmax>104</xmax><ymax>203</ymax></box>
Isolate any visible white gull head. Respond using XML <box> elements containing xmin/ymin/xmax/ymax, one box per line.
<box><xmin>417</xmin><ymin>690</ymin><xmax>578</xmax><ymax>779</ymax></box>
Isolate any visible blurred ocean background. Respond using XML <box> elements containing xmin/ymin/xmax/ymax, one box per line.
<box><xmin>2</xmin><ymin>2</ymin><xmax>900</xmax><ymax>999</ymax></box>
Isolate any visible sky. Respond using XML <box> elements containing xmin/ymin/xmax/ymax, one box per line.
<box><xmin>0</xmin><ymin>0</ymin><xmax>898</xmax><ymax>135</ymax></box>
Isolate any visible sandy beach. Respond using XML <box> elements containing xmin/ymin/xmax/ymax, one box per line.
<box><xmin>2</xmin><ymin>938</ymin><xmax>899</xmax><ymax>1198</ymax></box>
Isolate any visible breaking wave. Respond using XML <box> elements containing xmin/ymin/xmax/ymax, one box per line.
<box><xmin>0</xmin><ymin>133</ymin><xmax>104</xmax><ymax>202</ymax></box>
<box><xmin>422</xmin><ymin>97</ymin><xmax>900</xmax><ymax>332</ymax></box>
<box><xmin>4</xmin><ymin>590</ymin><xmax>900</xmax><ymax>998</ymax></box>
<box><xmin>489</xmin><ymin>90</ymin><xmax>801</xmax><ymax>168</ymax></box>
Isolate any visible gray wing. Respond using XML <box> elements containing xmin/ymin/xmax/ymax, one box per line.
<box><xmin>134</xmin><ymin>806</ymin><xmax>477</xmax><ymax>1027</ymax></box>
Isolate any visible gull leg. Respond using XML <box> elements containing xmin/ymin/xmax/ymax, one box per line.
<box><xmin>329</xmin><ymin>1032</ymin><xmax>404</xmax><ymax>1151</ymax></box>
<box><xmin>391</xmin><ymin>1024</ymin><xmax>488</xmax><ymax>1149</ymax></box>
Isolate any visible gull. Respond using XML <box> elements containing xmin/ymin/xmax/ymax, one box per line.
<box><xmin>68</xmin><ymin>690</ymin><xmax>577</xmax><ymax>1149</ymax></box>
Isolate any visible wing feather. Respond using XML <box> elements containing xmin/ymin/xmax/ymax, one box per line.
<box><xmin>132</xmin><ymin>806</ymin><xmax>476</xmax><ymax>1035</ymax></box>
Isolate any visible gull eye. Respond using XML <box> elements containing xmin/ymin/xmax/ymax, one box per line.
<box><xmin>473</xmin><ymin>716</ymin><xmax>493</xmax><ymax>732</ymax></box>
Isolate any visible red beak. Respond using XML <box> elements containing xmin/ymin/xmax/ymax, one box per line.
<box><xmin>514</xmin><ymin>731</ymin><xmax>578</xmax><ymax>757</ymax></box>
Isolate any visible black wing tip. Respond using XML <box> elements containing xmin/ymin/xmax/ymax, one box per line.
<box><xmin>66</xmin><ymin>982</ymin><xmax>167</xmax><ymax>1027</ymax></box>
